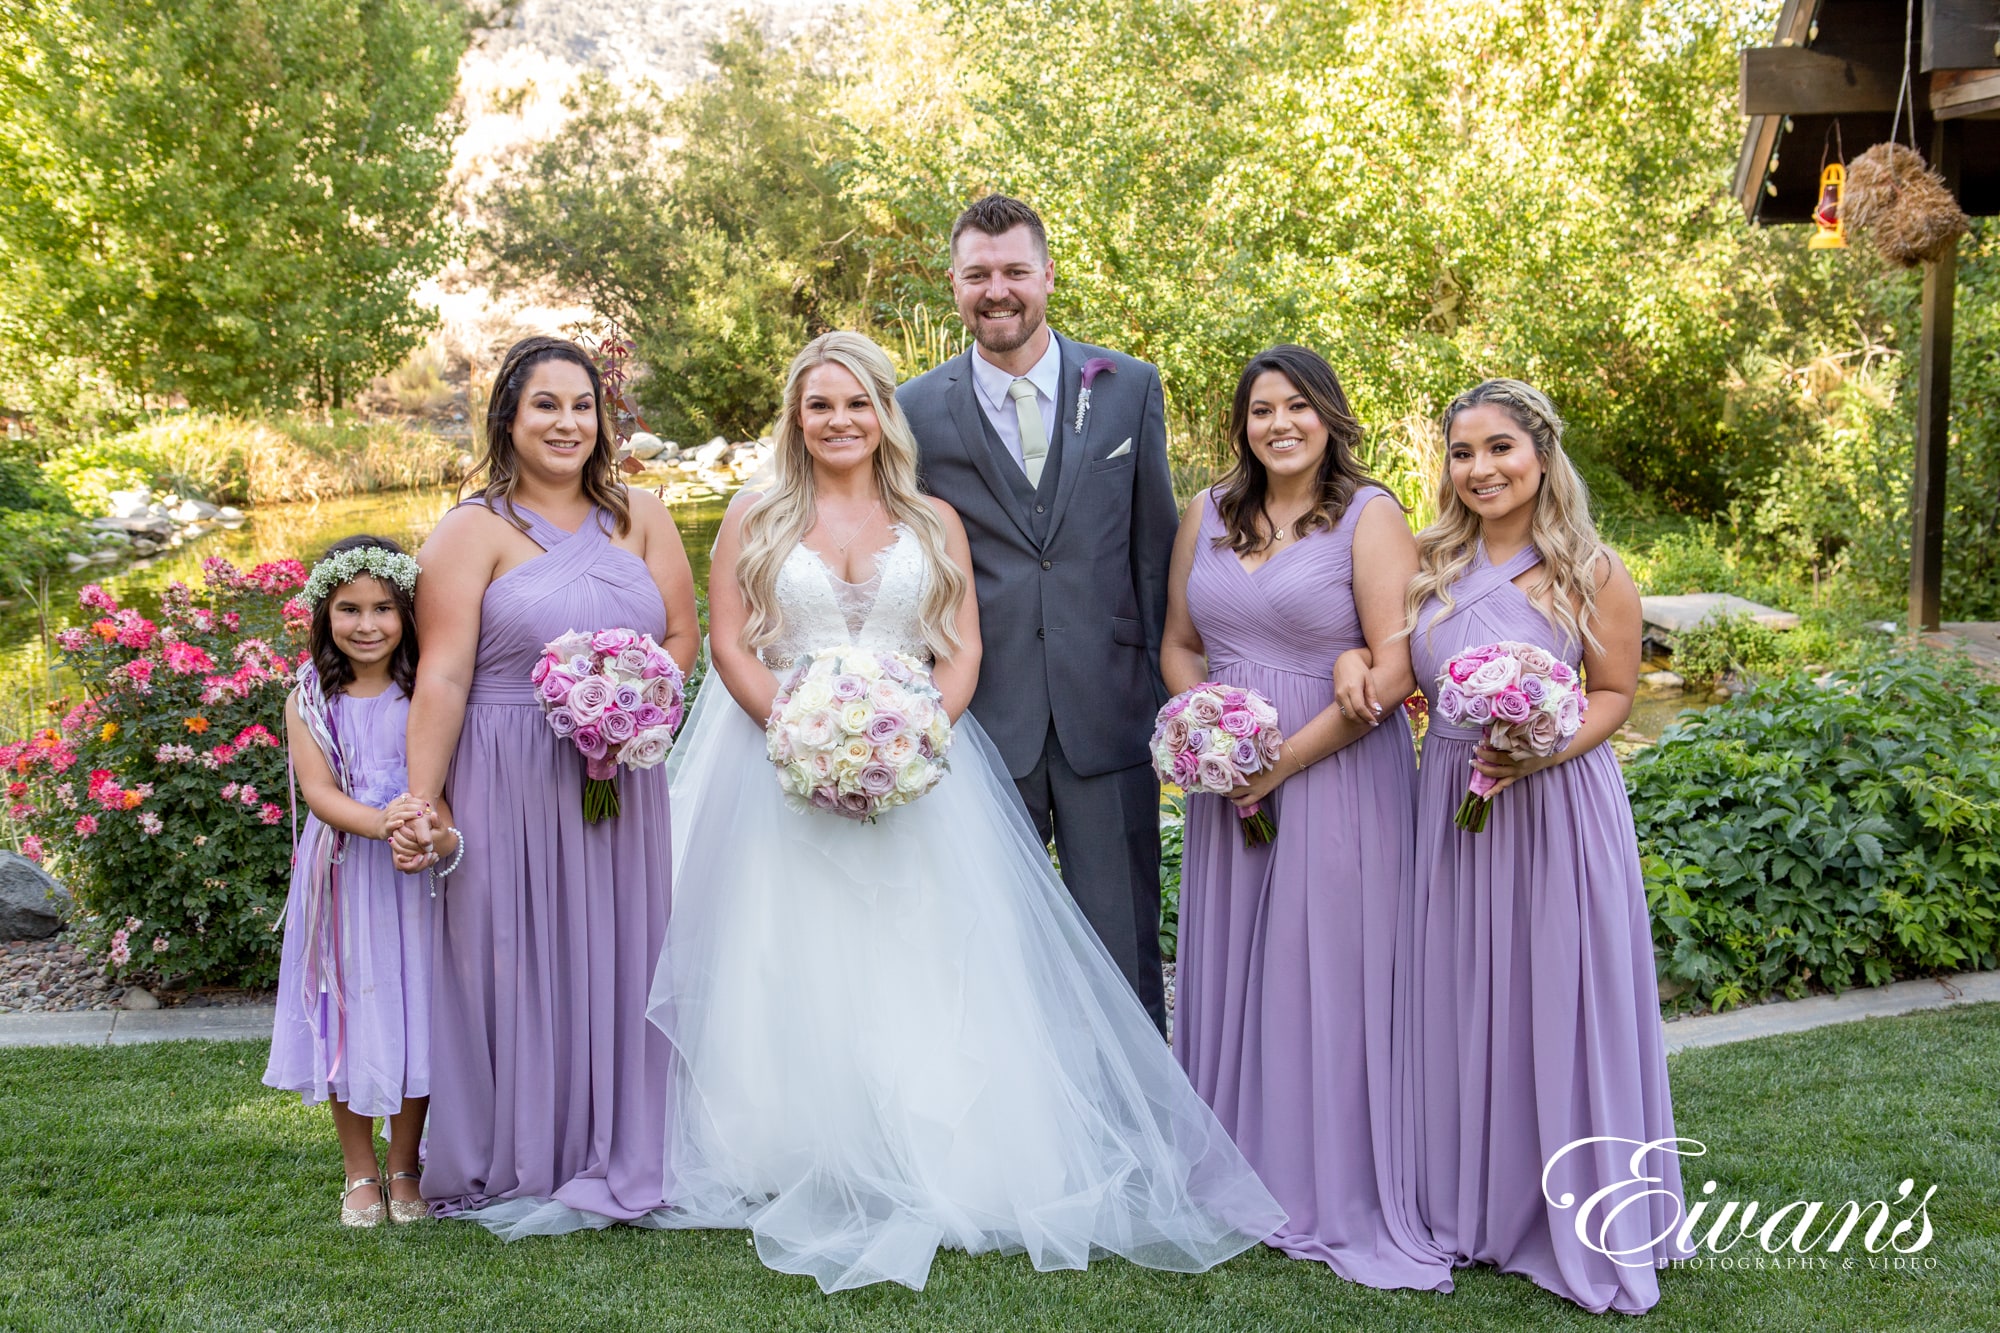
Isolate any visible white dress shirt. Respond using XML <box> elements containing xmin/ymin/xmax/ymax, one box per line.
<box><xmin>970</xmin><ymin>332</ymin><xmax>1062</xmax><ymax>475</ymax></box>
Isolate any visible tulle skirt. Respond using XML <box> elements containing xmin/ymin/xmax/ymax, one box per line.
<box><xmin>647</xmin><ymin>681</ymin><xmax>1287</xmax><ymax>1292</ymax></box>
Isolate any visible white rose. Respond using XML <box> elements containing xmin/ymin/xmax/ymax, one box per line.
<box><xmin>895</xmin><ymin>759</ymin><xmax>931</xmax><ymax>793</ymax></box>
<box><xmin>839</xmin><ymin>700</ymin><xmax>872</xmax><ymax>734</ymax></box>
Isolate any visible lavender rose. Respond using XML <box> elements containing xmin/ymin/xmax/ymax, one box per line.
<box><xmin>568</xmin><ymin>675</ymin><xmax>614</xmax><ymax>722</ymax></box>
<box><xmin>573</xmin><ymin>724</ymin><xmax>607</xmax><ymax>760</ymax></box>
<box><xmin>1464</xmin><ymin>693</ymin><xmax>1494</xmax><ymax>724</ymax></box>
<box><xmin>830</xmin><ymin>674</ymin><xmax>867</xmax><ymax>703</ymax></box>
<box><xmin>858</xmin><ymin>762</ymin><xmax>898</xmax><ymax>798</ymax></box>
<box><xmin>540</xmin><ymin>670</ymin><xmax>578</xmax><ymax>705</ymax></box>
<box><xmin>547</xmin><ymin>706</ymin><xmax>578</xmax><ymax>738</ymax></box>
<box><xmin>864</xmin><ymin>711</ymin><xmax>907</xmax><ymax>745</ymax></box>
<box><xmin>1170</xmin><ymin>750</ymin><xmax>1200</xmax><ymax>787</ymax></box>
<box><xmin>1219</xmin><ymin>709</ymin><xmax>1256</xmax><ymax>738</ymax></box>
<box><xmin>1491</xmin><ymin>686</ymin><xmax>1531</xmax><ymax>724</ymax></box>
<box><xmin>612</xmin><ymin>682</ymin><xmax>643</xmax><ymax>713</ymax></box>
<box><xmin>1231</xmin><ymin>737</ymin><xmax>1259</xmax><ymax>771</ymax></box>
<box><xmin>601</xmin><ymin>708</ymin><xmax>637</xmax><ymax>743</ymax></box>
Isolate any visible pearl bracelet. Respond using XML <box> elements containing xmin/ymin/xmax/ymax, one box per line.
<box><xmin>427</xmin><ymin>827</ymin><xmax>466</xmax><ymax>898</ymax></box>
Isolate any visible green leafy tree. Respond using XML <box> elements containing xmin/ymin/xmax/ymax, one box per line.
<box><xmin>0</xmin><ymin>0</ymin><xmax>467</xmax><ymax>417</ymax></box>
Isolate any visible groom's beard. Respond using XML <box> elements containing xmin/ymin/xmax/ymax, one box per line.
<box><xmin>971</xmin><ymin>301</ymin><xmax>1044</xmax><ymax>356</ymax></box>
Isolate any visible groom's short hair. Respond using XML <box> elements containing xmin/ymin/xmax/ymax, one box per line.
<box><xmin>950</xmin><ymin>194</ymin><xmax>1048</xmax><ymax>262</ymax></box>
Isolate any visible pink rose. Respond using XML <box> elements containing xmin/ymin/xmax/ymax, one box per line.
<box><xmin>1219</xmin><ymin>709</ymin><xmax>1256</xmax><ymax>738</ymax></box>
<box><xmin>612</xmin><ymin>682</ymin><xmax>643</xmax><ymax>713</ymax></box>
<box><xmin>1258</xmin><ymin>730</ymin><xmax>1282</xmax><ymax>761</ymax></box>
<box><xmin>573</xmin><ymin>725</ymin><xmax>607</xmax><ymax>759</ymax></box>
<box><xmin>864</xmin><ymin>711</ymin><xmax>907</xmax><ymax>745</ymax></box>
<box><xmin>623</xmin><ymin>727</ymin><xmax>673</xmax><ymax>769</ymax></box>
<box><xmin>1464</xmin><ymin>693</ymin><xmax>1494</xmax><ymax>724</ymax></box>
<box><xmin>1556</xmin><ymin>691</ymin><xmax>1583</xmax><ymax>736</ymax></box>
<box><xmin>1187</xmin><ymin>693</ymin><xmax>1224</xmax><ymax>725</ymax></box>
<box><xmin>1447</xmin><ymin>657</ymin><xmax>1482</xmax><ymax>684</ymax></box>
<box><xmin>1161</xmin><ymin>695</ymin><xmax>1188</xmax><ymax>719</ymax></box>
<box><xmin>1525</xmin><ymin>709</ymin><xmax>1562</xmax><ymax>755</ymax></box>
<box><xmin>614</xmin><ymin>646</ymin><xmax>649</xmax><ymax>678</ymax></box>
<box><xmin>1231</xmin><ymin>737</ymin><xmax>1258</xmax><ymax>771</ymax></box>
<box><xmin>1195</xmin><ymin>754</ymin><xmax>1234</xmax><ymax>793</ymax></box>
<box><xmin>540</xmin><ymin>670</ymin><xmax>578</xmax><ymax>705</ymax></box>
<box><xmin>532</xmin><ymin>656</ymin><xmax>553</xmax><ymax>686</ymax></box>
<box><xmin>1436</xmin><ymin>681</ymin><xmax>1471</xmax><ymax>723</ymax></box>
<box><xmin>1519</xmin><ymin>675</ymin><xmax>1547</xmax><ymax>706</ymax></box>
<box><xmin>645</xmin><ymin>676</ymin><xmax>680</xmax><ymax>709</ymax></box>
<box><xmin>830</xmin><ymin>674</ymin><xmax>866</xmax><ymax>702</ymax></box>
<box><xmin>1492</xmin><ymin>686</ymin><xmax>1531</xmax><ymax>724</ymax></box>
<box><xmin>601</xmin><ymin>708</ymin><xmax>636</xmax><ymax>743</ymax></box>
<box><xmin>592</xmin><ymin>628</ymin><xmax>636</xmax><ymax>653</ymax></box>
<box><xmin>1462</xmin><ymin>655</ymin><xmax>1521</xmax><ymax>696</ymax></box>
<box><xmin>1549</xmin><ymin>661</ymin><xmax>1577</xmax><ymax>686</ymax></box>
<box><xmin>547</xmin><ymin>707</ymin><xmax>578</xmax><ymax>738</ymax></box>
<box><xmin>634</xmin><ymin>704</ymin><xmax>666</xmax><ymax>729</ymax></box>
<box><xmin>1170</xmin><ymin>750</ymin><xmax>1200</xmax><ymax>787</ymax></box>
<box><xmin>1161</xmin><ymin>716</ymin><xmax>1191</xmax><ymax>751</ymax></box>
<box><xmin>858</xmin><ymin>763</ymin><xmax>898</xmax><ymax>798</ymax></box>
<box><xmin>1516</xmin><ymin>644</ymin><xmax>1556</xmax><ymax>675</ymax></box>
<box><xmin>837</xmin><ymin>791</ymin><xmax>872</xmax><ymax>818</ymax></box>
<box><xmin>568</xmin><ymin>676</ymin><xmax>613</xmax><ymax>722</ymax></box>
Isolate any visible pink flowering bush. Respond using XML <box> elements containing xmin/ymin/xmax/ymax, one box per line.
<box><xmin>0</xmin><ymin>558</ymin><xmax>306</xmax><ymax>984</ymax></box>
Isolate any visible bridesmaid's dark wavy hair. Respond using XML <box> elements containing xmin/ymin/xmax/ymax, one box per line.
<box><xmin>465</xmin><ymin>335</ymin><xmax>631</xmax><ymax>536</ymax></box>
<box><xmin>309</xmin><ymin>535</ymin><xmax>419</xmax><ymax>699</ymax></box>
<box><xmin>1212</xmin><ymin>345</ymin><xmax>1393</xmax><ymax>557</ymax></box>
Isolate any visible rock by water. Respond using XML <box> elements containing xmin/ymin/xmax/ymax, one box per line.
<box><xmin>0</xmin><ymin>852</ymin><xmax>70</xmax><ymax>940</ymax></box>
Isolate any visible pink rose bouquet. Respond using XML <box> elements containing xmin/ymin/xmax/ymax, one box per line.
<box><xmin>766</xmin><ymin>647</ymin><xmax>954</xmax><ymax>821</ymax></box>
<box><xmin>533</xmin><ymin>627</ymin><xmax>686</xmax><ymax>822</ymax></box>
<box><xmin>1433</xmin><ymin>639</ymin><xmax>1586</xmax><ymax>832</ymax></box>
<box><xmin>1151</xmin><ymin>683</ymin><xmax>1283</xmax><ymax>846</ymax></box>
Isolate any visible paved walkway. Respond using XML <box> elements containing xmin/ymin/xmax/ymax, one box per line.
<box><xmin>2</xmin><ymin>968</ymin><xmax>1996</xmax><ymax>1052</ymax></box>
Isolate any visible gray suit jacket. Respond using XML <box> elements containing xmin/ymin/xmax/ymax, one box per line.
<box><xmin>898</xmin><ymin>334</ymin><xmax>1178</xmax><ymax>779</ymax></box>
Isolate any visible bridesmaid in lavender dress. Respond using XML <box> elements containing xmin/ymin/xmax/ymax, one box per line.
<box><xmin>398</xmin><ymin>336</ymin><xmax>700</xmax><ymax>1237</ymax></box>
<box><xmin>1161</xmin><ymin>346</ymin><xmax>1450</xmax><ymax>1290</ymax></box>
<box><xmin>1341</xmin><ymin>378</ymin><xmax>1689</xmax><ymax>1313</ymax></box>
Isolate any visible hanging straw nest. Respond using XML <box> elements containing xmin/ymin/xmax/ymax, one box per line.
<box><xmin>1842</xmin><ymin>142</ymin><xmax>1970</xmax><ymax>267</ymax></box>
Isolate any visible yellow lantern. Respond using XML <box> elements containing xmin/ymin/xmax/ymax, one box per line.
<box><xmin>1810</xmin><ymin>162</ymin><xmax>1847</xmax><ymax>250</ymax></box>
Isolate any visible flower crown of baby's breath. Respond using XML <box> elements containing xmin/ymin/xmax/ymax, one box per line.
<box><xmin>304</xmin><ymin>547</ymin><xmax>421</xmax><ymax>605</ymax></box>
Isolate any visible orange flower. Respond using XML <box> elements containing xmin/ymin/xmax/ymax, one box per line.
<box><xmin>123</xmin><ymin>790</ymin><xmax>143</xmax><ymax>809</ymax></box>
<box><xmin>100</xmin><ymin>721</ymin><xmax>119</xmax><ymax>742</ymax></box>
<box><xmin>184</xmin><ymin>716</ymin><xmax>209</xmax><ymax>734</ymax></box>
<box><xmin>91</xmin><ymin>619</ymin><xmax>117</xmax><ymax>641</ymax></box>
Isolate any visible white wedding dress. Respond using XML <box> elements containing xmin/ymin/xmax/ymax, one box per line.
<box><xmin>647</xmin><ymin>529</ymin><xmax>1286</xmax><ymax>1292</ymax></box>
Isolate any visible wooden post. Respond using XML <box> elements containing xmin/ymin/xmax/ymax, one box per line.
<box><xmin>1910</xmin><ymin>117</ymin><xmax>1962</xmax><ymax>634</ymax></box>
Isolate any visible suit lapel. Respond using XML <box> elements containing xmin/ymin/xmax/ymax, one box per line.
<box><xmin>944</xmin><ymin>350</ymin><xmax>1036</xmax><ymax>545</ymax></box>
<box><xmin>1041</xmin><ymin>335</ymin><xmax>1095</xmax><ymax>549</ymax></box>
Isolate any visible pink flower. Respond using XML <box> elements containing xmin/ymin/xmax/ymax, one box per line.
<box><xmin>830</xmin><ymin>674</ymin><xmax>867</xmax><ymax>703</ymax></box>
<box><xmin>644</xmin><ymin>676</ymin><xmax>680</xmax><ymax>710</ymax></box>
<box><xmin>1436</xmin><ymin>681</ymin><xmax>1471</xmax><ymax>722</ymax></box>
<box><xmin>1491</xmin><ymin>686</ymin><xmax>1531</xmax><ymax>724</ymax></box>
<box><xmin>532</xmin><ymin>655</ymin><xmax>554</xmax><ymax>686</ymax></box>
<box><xmin>79</xmin><ymin>583</ymin><xmax>118</xmax><ymax>612</ymax></box>
<box><xmin>622</xmin><ymin>726</ymin><xmax>673</xmax><ymax>769</ymax></box>
<box><xmin>864</xmin><ymin>712</ymin><xmax>908</xmax><ymax>745</ymax></box>
<box><xmin>75</xmin><ymin>813</ymin><xmax>99</xmax><ymax>837</ymax></box>
<box><xmin>1170</xmin><ymin>750</ymin><xmax>1200</xmax><ymax>787</ymax></box>
<box><xmin>1525</xmin><ymin>709</ymin><xmax>1562</xmax><ymax>755</ymax></box>
<box><xmin>151</xmin><ymin>935</ymin><xmax>168</xmax><ymax>953</ymax></box>
<box><xmin>260</xmin><ymin>802</ymin><xmax>283</xmax><ymax>825</ymax></box>
<box><xmin>56</xmin><ymin>628</ymin><xmax>90</xmax><ymax>652</ymax></box>
<box><xmin>1556</xmin><ymin>691</ymin><xmax>1583</xmax><ymax>735</ymax></box>
<box><xmin>163</xmin><ymin>641</ymin><xmax>216</xmax><ymax>675</ymax></box>
<box><xmin>1461</xmin><ymin>655</ymin><xmax>1521</xmax><ymax>697</ymax></box>
<box><xmin>600</xmin><ymin>708</ymin><xmax>636</xmax><ymax>744</ymax></box>
<box><xmin>573</xmin><ymin>724</ymin><xmax>607</xmax><ymax>760</ymax></box>
<box><xmin>611</xmin><ymin>682</ymin><xmax>643</xmax><ymax>713</ymax></box>
<box><xmin>1549</xmin><ymin>661</ymin><xmax>1577</xmax><ymax>686</ymax></box>
<box><xmin>539</xmin><ymin>670</ymin><xmax>578</xmax><ymax>705</ymax></box>
<box><xmin>591</xmin><ymin>627</ymin><xmax>638</xmax><ymax>653</ymax></box>
<box><xmin>1463</xmin><ymin>693</ymin><xmax>1493</xmax><ymax>724</ymax></box>
<box><xmin>633</xmin><ymin>704</ymin><xmax>666</xmax><ymax>729</ymax></box>
<box><xmin>1160</xmin><ymin>695</ymin><xmax>1188</xmax><ymax>719</ymax></box>
<box><xmin>1218</xmin><ymin>709</ymin><xmax>1256</xmax><ymax>738</ymax></box>
<box><xmin>221</xmin><ymin>782</ymin><xmax>240</xmax><ymax>800</ymax></box>
<box><xmin>1195</xmin><ymin>754</ymin><xmax>1234</xmax><ymax>793</ymax></box>
<box><xmin>614</xmin><ymin>646</ymin><xmax>649</xmax><ymax>678</ymax></box>
<box><xmin>139</xmin><ymin>812</ymin><xmax>163</xmax><ymax>835</ymax></box>
<box><xmin>239</xmin><ymin>784</ymin><xmax>260</xmax><ymax>805</ymax></box>
<box><xmin>1187</xmin><ymin>694</ymin><xmax>1224</xmax><ymax>725</ymax></box>
<box><xmin>567</xmin><ymin>675</ymin><xmax>613</xmax><ymax>722</ymax></box>
<box><xmin>108</xmin><ymin>931</ymin><xmax>131</xmax><ymax>967</ymax></box>
<box><xmin>20</xmin><ymin>835</ymin><xmax>44</xmax><ymax>862</ymax></box>
<box><xmin>1516</xmin><ymin>643</ymin><xmax>1557</xmax><ymax>675</ymax></box>
<box><xmin>546</xmin><ymin>706</ymin><xmax>578</xmax><ymax>738</ymax></box>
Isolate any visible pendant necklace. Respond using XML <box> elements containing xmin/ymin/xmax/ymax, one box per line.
<box><xmin>823</xmin><ymin>500</ymin><xmax>882</xmax><ymax>553</ymax></box>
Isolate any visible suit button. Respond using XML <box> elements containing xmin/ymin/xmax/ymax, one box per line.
<box><xmin>1038</xmin><ymin>627</ymin><xmax>1046</xmax><ymax>639</ymax></box>
<box><xmin>1040</xmin><ymin>560</ymin><xmax>1052</xmax><ymax>570</ymax></box>
<box><xmin>1035</xmin><ymin>504</ymin><xmax>1046</xmax><ymax>513</ymax></box>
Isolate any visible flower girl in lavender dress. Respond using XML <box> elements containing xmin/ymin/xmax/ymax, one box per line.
<box><xmin>1339</xmin><ymin>379</ymin><xmax>1689</xmax><ymax>1313</ymax></box>
<box><xmin>266</xmin><ymin>536</ymin><xmax>450</xmax><ymax>1227</ymax></box>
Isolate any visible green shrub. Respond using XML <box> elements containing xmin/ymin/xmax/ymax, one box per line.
<box><xmin>1158</xmin><ymin>791</ymin><xmax>1185</xmax><ymax>963</ymax></box>
<box><xmin>1</xmin><ymin>559</ymin><xmax>307</xmax><ymax>985</ymax></box>
<box><xmin>1626</xmin><ymin>524</ymin><xmax>1742</xmax><ymax>597</ymax></box>
<box><xmin>1628</xmin><ymin>654</ymin><xmax>2000</xmax><ymax>1013</ymax></box>
<box><xmin>1671</xmin><ymin>611</ymin><xmax>1783</xmax><ymax>690</ymax></box>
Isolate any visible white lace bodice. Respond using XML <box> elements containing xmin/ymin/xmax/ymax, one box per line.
<box><xmin>761</xmin><ymin>527</ymin><xmax>933</xmax><ymax>671</ymax></box>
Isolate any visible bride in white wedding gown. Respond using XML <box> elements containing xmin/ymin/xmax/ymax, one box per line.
<box><xmin>648</xmin><ymin>332</ymin><xmax>1285</xmax><ymax>1292</ymax></box>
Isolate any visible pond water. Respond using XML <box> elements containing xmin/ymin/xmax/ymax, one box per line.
<box><xmin>0</xmin><ymin>488</ymin><xmax>727</xmax><ymax>739</ymax></box>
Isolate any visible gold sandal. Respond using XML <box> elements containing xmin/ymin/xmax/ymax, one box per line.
<box><xmin>386</xmin><ymin>1170</ymin><xmax>428</xmax><ymax>1224</ymax></box>
<box><xmin>340</xmin><ymin>1176</ymin><xmax>385</xmax><ymax>1228</ymax></box>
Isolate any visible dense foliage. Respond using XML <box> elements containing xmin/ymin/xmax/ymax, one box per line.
<box><xmin>0</xmin><ymin>0</ymin><xmax>468</xmax><ymax>420</ymax></box>
<box><xmin>1629</xmin><ymin>655</ymin><xmax>2000</xmax><ymax>1012</ymax></box>
<box><xmin>0</xmin><ymin>449</ymin><xmax>86</xmax><ymax>589</ymax></box>
<box><xmin>473</xmin><ymin>0</ymin><xmax>2000</xmax><ymax>619</ymax></box>
<box><xmin>0</xmin><ymin>561</ymin><xmax>307</xmax><ymax>985</ymax></box>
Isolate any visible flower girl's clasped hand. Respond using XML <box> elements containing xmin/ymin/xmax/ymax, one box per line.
<box><xmin>390</xmin><ymin>799</ymin><xmax>457</xmax><ymax>873</ymax></box>
<box><xmin>373</xmin><ymin>792</ymin><xmax>429</xmax><ymax>844</ymax></box>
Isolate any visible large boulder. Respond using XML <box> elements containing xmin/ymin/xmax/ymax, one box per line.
<box><xmin>627</xmin><ymin>432</ymin><xmax>668</xmax><ymax>461</ymax></box>
<box><xmin>105</xmin><ymin>487</ymin><xmax>153</xmax><ymax>519</ymax></box>
<box><xmin>693</xmin><ymin>437</ymin><xmax>731</xmax><ymax>468</ymax></box>
<box><xmin>0</xmin><ymin>851</ymin><xmax>69</xmax><ymax>940</ymax></box>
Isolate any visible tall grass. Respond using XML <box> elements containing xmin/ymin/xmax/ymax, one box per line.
<box><xmin>45</xmin><ymin>415</ymin><xmax>465</xmax><ymax>513</ymax></box>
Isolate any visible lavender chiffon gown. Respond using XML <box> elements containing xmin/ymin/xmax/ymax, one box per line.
<box><xmin>422</xmin><ymin>500</ymin><xmax>676</xmax><ymax>1237</ymax></box>
<box><xmin>265</xmin><ymin>688</ymin><xmax>433</xmax><ymax>1116</ymax></box>
<box><xmin>1403</xmin><ymin>544</ymin><xmax>1689</xmax><ymax>1313</ymax></box>
<box><xmin>1174</xmin><ymin>486</ymin><xmax>1452</xmax><ymax>1289</ymax></box>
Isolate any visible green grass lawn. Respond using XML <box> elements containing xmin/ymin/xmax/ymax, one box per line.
<box><xmin>2</xmin><ymin>1006</ymin><xmax>1995</xmax><ymax>1332</ymax></box>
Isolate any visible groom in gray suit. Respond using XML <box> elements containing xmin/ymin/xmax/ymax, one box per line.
<box><xmin>897</xmin><ymin>195</ymin><xmax>1178</xmax><ymax>1031</ymax></box>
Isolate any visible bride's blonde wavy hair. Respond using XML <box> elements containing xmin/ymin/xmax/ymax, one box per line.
<box><xmin>1404</xmin><ymin>379</ymin><xmax>1606</xmax><ymax>654</ymax></box>
<box><xmin>736</xmin><ymin>331</ymin><xmax>969</xmax><ymax>659</ymax></box>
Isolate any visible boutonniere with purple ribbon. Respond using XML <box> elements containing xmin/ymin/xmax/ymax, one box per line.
<box><xmin>1074</xmin><ymin>357</ymin><xmax>1116</xmax><ymax>434</ymax></box>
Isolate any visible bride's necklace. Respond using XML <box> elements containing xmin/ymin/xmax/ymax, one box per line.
<box><xmin>820</xmin><ymin>499</ymin><xmax>882</xmax><ymax>553</ymax></box>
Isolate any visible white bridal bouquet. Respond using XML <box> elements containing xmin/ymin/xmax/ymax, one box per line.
<box><xmin>765</xmin><ymin>647</ymin><xmax>954</xmax><ymax>820</ymax></box>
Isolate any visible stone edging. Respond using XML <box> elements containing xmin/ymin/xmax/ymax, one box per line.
<box><xmin>0</xmin><ymin>968</ymin><xmax>1995</xmax><ymax>1053</ymax></box>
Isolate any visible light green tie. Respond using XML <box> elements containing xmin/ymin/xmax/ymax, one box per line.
<box><xmin>1008</xmin><ymin>377</ymin><xmax>1048</xmax><ymax>487</ymax></box>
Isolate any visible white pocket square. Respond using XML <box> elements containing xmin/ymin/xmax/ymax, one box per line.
<box><xmin>1105</xmin><ymin>438</ymin><xmax>1132</xmax><ymax>459</ymax></box>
